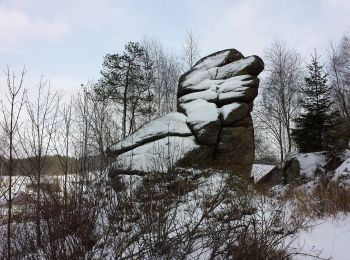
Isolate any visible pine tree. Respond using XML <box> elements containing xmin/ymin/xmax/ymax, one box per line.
<box><xmin>94</xmin><ymin>42</ymin><xmax>155</xmax><ymax>138</ymax></box>
<box><xmin>292</xmin><ymin>52</ymin><xmax>340</xmax><ymax>152</ymax></box>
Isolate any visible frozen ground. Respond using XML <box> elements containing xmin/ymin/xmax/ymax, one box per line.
<box><xmin>289</xmin><ymin>150</ymin><xmax>350</xmax><ymax>259</ymax></box>
<box><xmin>293</xmin><ymin>216</ymin><xmax>350</xmax><ymax>259</ymax></box>
<box><xmin>2</xmin><ymin>149</ymin><xmax>350</xmax><ymax>259</ymax></box>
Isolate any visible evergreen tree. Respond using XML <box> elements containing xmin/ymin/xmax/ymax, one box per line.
<box><xmin>292</xmin><ymin>52</ymin><xmax>340</xmax><ymax>152</ymax></box>
<box><xmin>95</xmin><ymin>42</ymin><xmax>155</xmax><ymax>138</ymax></box>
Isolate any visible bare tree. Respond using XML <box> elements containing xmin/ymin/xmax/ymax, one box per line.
<box><xmin>328</xmin><ymin>35</ymin><xmax>350</xmax><ymax>145</ymax></box>
<box><xmin>19</xmin><ymin>78</ymin><xmax>61</xmax><ymax>247</ymax></box>
<box><xmin>256</xmin><ymin>40</ymin><xmax>303</xmax><ymax>162</ymax></box>
<box><xmin>143</xmin><ymin>37</ymin><xmax>182</xmax><ymax>115</ymax></box>
<box><xmin>73</xmin><ymin>83</ymin><xmax>120</xmax><ymax>171</ymax></box>
<box><xmin>53</xmin><ymin>97</ymin><xmax>73</xmax><ymax>213</ymax></box>
<box><xmin>84</xmin><ymin>88</ymin><xmax>116</xmax><ymax>169</ymax></box>
<box><xmin>182</xmin><ymin>30</ymin><xmax>201</xmax><ymax>70</ymax></box>
<box><xmin>0</xmin><ymin>66</ymin><xmax>26</xmax><ymax>259</ymax></box>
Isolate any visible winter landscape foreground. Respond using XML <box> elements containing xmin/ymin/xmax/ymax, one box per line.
<box><xmin>2</xmin><ymin>159</ymin><xmax>350</xmax><ymax>259</ymax></box>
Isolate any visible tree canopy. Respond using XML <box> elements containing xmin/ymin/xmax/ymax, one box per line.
<box><xmin>292</xmin><ymin>52</ymin><xmax>340</xmax><ymax>152</ymax></box>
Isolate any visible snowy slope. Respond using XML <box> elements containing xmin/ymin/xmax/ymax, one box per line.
<box><xmin>293</xmin><ymin>216</ymin><xmax>350</xmax><ymax>259</ymax></box>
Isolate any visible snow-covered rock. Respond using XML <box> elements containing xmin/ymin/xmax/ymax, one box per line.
<box><xmin>251</xmin><ymin>164</ymin><xmax>277</xmax><ymax>183</ymax></box>
<box><xmin>283</xmin><ymin>152</ymin><xmax>328</xmax><ymax>182</ymax></box>
<box><xmin>331</xmin><ymin>151</ymin><xmax>350</xmax><ymax>188</ymax></box>
<box><xmin>109</xmin><ymin>136</ymin><xmax>199</xmax><ymax>173</ymax></box>
<box><xmin>177</xmin><ymin>49</ymin><xmax>263</xmax><ymax>174</ymax></box>
<box><xmin>283</xmin><ymin>150</ymin><xmax>350</xmax><ymax>186</ymax></box>
<box><xmin>108</xmin><ymin>112</ymin><xmax>192</xmax><ymax>157</ymax></box>
<box><xmin>107</xmin><ymin>49</ymin><xmax>264</xmax><ymax>176</ymax></box>
<box><xmin>333</xmin><ymin>158</ymin><xmax>350</xmax><ymax>179</ymax></box>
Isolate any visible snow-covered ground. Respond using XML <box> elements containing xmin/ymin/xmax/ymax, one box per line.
<box><xmin>96</xmin><ymin>166</ymin><xmax>350</xmax><ymax>259</ymax></box>
<box><xmin>286</xmin><ymin>149</ymin><xmax>350</xmax><ymax>259</ymax></box>
<box><xmin>2</xmin><ymin>149</ymin><xmax>350</xmax><ymax>259</ymax></box>
<box><xmin>293</xmin><ymin>216</ymin><xmax>350</xmax><ymax>259</ymax></box>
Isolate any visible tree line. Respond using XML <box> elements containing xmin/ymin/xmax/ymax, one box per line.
<box><xmin>92</xmin><ymin>33</ymin><xmax>350</xmax><ymax>163</ymax></box>
<box><xmin>255</xmin><ymin>35</ymin><xmax>350</xmax><ymax>163</ymax></box>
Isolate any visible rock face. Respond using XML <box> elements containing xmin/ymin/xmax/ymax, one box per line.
<box><xmin>107</xmin><ymin>49</ymin><xmax>264</xmax><ymax>176</ymax></box>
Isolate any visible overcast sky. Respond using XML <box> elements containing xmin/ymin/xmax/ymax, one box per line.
<box><xmin>0</xmin><ymin>0</ymin><xmax>349</xmax><ymax>94</ymax></box>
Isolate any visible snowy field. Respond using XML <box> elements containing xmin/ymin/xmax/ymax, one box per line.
<box><xmin>0</xmin><ymin>172</ymin><xmax>97</xmax><ymax>206</ymax></box>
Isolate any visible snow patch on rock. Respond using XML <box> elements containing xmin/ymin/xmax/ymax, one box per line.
<box><xmin>219</xmin><ymin>103</ymin><xmax>241</xmax><ymax>120</ymax></box>
<box><xmin>332</xmin><ymin>157</ymin><xmax>350</xmax><ymax>188</ymax></box>
<box><xmin>181</xmin><ymin>99</ymin><xmax>219</xmax><ymax>131</ymax></box>
<box><xmin>216</xmin><ymin>56</ymin><xmax>256</xmax><ymax>79</ymax></box>
<box><xmin>111</xmin><ymin>136</ymin><xmax>199</xmax><ymax>172</ymax></box>
<box><xmin>111</xmin><ymin>112</ymin><xmax>191</xmax><ymax>152</ymax></box>
<box><xmin>294</xmin><ymin>152</ymin><xmax>328</xmax><ymax>180</ymax></box>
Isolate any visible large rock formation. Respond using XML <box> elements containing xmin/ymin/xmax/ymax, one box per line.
<box><xmin>107</xmin><ymin>49</ymin><xmax>264</xmax><ymax>176</ymax></box>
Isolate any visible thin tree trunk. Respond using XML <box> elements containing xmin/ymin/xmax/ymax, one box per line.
<box><xmin>3</xmin><ymin>68</ymin><xmax>26</xmax><ymax>259</ymax></box>
<box><xmin>122</xmin><ymin>68</ymin><xmax>130</xmax><ymax>138</ymax></box>
<box><xmin>36</xmin><ymin>153</ymin><xmax>42</xmax><ymax>247</ymax></box>
<box><xmin>7</xmin><ymin>98</ymin><xmax>14</xmax><ymax>260</ymax></box>
<box><xmin>279</xmin><ymin>121</ymin><xmax>284</xmax><ymax>162</ymax></box>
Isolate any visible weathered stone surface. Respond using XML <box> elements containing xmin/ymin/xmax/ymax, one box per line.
<box><xmin>283</xmin><ymin>159</ymin><xmax>301</xmax><ymax>183</ymax></box>
<box><xmin>107</xmin><ymin>49</ymin><xmax>264</xmax><ymax>176</ymax></box>
<box><xmin>179</xmin><ymin>99</ymin><xmax>221</xmax><ymax>146</ymax></box>
<box><xmin>230</xmin><ymin>115</ymin><xmax>253</xmax><ymax>127</ymax></box>
<box><xmin>217</xmin><ymin>126</ymin><xmax>255</xmax><ymax>163</ymax></box>
<box><xmin>217</xmin><ymin>84</ymin><xmax>258</xmax><ymax>106</ymax></box>
<box><xmin>195</xmin><ymin>120</ymin><xmax>221</xmax><ymax>146</ymax></box>
<box><xmin>220</xmin><ymin>103</ymin><xmax>249</xmax><ymax>126</ymax></box>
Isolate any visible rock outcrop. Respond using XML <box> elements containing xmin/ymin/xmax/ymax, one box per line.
<box><xmin>282</xmin><ymin>150</ymin><xmax>350</xmax><ymax>186</ymax></box>
<box><xmin>107</xmin><ymin>49</ymin><xmax>264</xmax><ymax>176</ymax></box>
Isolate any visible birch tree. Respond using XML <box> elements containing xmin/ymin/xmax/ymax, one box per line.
<box><xmin>328</xmin><ymin>35</ymin><xmax>350</xmax><ymax>145</ymax></box>
<box><xmin>182</xmin><ymin>30</ymin><xmax>201</xmax><ymax>70</ymax></box>
<box><xmin>256</xmin><ymin>40</ymin><xmax>303</xmax><ymax>161</ymax></box>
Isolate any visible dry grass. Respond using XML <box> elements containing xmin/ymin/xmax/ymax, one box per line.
<box><xmin>280</xmin><ymin>180</ymin><xmax>350</xmax><ymax>219</ymax></box>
